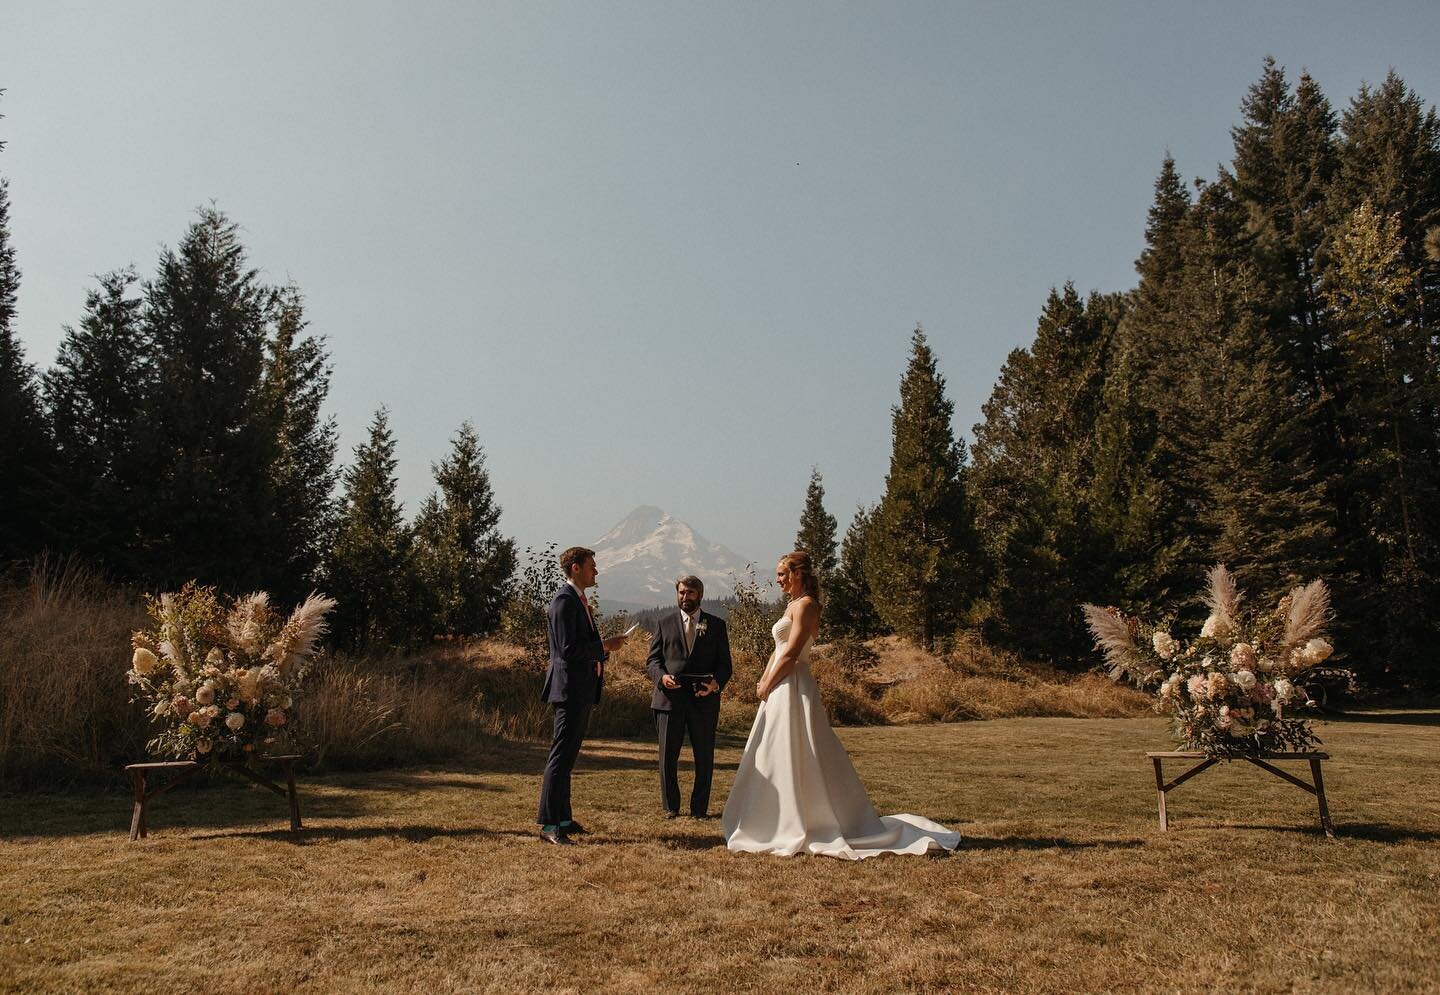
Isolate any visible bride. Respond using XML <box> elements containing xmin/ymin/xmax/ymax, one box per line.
<box><xmin>722</xmin><ymin>551</ymin><xmax>961</xmax><ymax>859</ymax></box>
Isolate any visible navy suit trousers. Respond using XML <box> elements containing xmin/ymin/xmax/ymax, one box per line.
<box><xmin>537</xmin><ymin>699</ymin><xmax>593</xmax><ymax>826</ymax></box>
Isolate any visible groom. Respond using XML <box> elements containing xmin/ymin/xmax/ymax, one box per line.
<box><xmin>537</xmin><ymin>546</ymin><xmax>628</xmax><ymax>845</ymax></box>
<box><xmin>646</xmin><ymin>575</ymin><xmax>732</xmax><ymax>818</ymax></box>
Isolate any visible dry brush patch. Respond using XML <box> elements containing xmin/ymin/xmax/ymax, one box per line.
<box><xmin>2</xmin><ymin>715</ymin><xmax>1437</xmax><ymax>994</ymax></box>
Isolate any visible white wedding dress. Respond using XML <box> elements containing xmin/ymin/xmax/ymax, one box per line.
<box><xmin>722</xmin><ymin>615</ymin><xmax>961</xmax><ymax>859</ymax></box>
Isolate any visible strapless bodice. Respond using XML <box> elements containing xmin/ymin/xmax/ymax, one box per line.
<box><xmin>771</xmin><ymin>615</ymin><xmax>811</xmax><ymax>659</ymax></box>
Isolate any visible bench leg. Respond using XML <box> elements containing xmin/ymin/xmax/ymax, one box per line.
<box><xmin>1152</xmin><ymin>757</ymin><xmax>1168</xmax><ymax>831</ymax></box>
<box><xmin>1311</xmin><ymin>759</ymin><xmax>1335</xmax><ymax>839</ymax></box>
<box><xmin>284</xmin><ymin>761</ymin><xmax>302</xmax><ymax>831</ymax></box>
<box><xmin>129</xmin><ymin>770</ymin><xmax>147</xmax><ymax>841</ymax></box>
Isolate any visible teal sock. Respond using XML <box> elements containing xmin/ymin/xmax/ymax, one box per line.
<box><xmin>559</xmin><ymin>820</ymin><xmax>573</xmax><ymax>827</ymax></box>
<box><xmin>542</xmin><ymin>823</ymin><xmax>559</xmax><ymax>832</ymax></box>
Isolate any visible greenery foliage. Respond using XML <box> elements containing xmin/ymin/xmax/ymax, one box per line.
<box><xmin>413</xmin><ymin>421</ymin><xmax>517</xmax><ymax>640</ymax></box>
<box><xmin>865</xmin><ymin>327</ymin><xmax>976</xmax><ymax>650</ymax></box>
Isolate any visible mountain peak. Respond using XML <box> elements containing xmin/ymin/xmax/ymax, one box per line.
<box><xmin>592</xmin><ymin>507</ymin><xmax>749</xmax><ymax>608</ymax></box>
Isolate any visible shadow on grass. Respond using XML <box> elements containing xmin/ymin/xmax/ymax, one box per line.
<box><xmin>1326</xmin><ymin>710</ymin><xmax>1440</xmax><ymax>727</ymax></box>
<box><xmin>188</xmin><ymin>822</ymin><xmax>537</xmax><ymax>844</ymax></box>
<box><xmin>1222</xmin><ymin>821</ymin><xmax>1440</xmax><ymax>843</ymax></box>
<box><xmin>336</xmin><ymin>772</ymin><xmax>508</xmax><ymax>792</ymax></box>
<box><xmin>959</xmin><ymin>835</ymin><xmax>1146</xmax><ymax>852</ymax></box>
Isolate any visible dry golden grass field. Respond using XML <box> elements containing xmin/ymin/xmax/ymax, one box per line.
<box><xmin>3</xmin><ymin>712</ymin><xmax>1438</xmax><ymax>994</ymax></box>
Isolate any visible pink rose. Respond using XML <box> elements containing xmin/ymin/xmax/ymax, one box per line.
<box><xmin>226</xmin><ymin>698</ymin><xmax>240</xmax><ymax>710</ymax></box>
<box><xmin>264</xmin><ymin>708</ymin><xmax>287</xmax><ymax>727</ymax></box>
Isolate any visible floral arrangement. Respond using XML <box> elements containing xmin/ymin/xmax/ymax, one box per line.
<box><xmin>127</xmin><ymin>582</ymin><xmax>336</xmax><ymax>761</ymax></box>
<box><xmin>1083</xmin><ymin>566</ymin><xmax>1338</xmax><ymax>757</ymax></box>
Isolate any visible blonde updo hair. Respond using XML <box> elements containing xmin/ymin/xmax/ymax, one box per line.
<box><xmin>779</xmin><ymin>550</ymin><xmax>821</xmax><ymax>604</ymax></box>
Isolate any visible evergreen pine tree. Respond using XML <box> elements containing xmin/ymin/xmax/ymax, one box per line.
<box><xmin>329</xmin><ymin>408</ymin><xmax>414</xmax><ymax>650</ymax></box>
<box><xmin>826</xmin><ymin>504</ymin><xmax>881</xmax><ymax>638</ymax></box>
<box><xmin>1322</xmin><ymin>203</ymin><xmax>1439</xmax><ymax>686</ymax></box>
<box><xmin>793</xmin><ymin>467</ymin><xmax>838</xmax><ymax>578</ymax></box>
<box><xmin>262</xmin><ymin>285</ymin><xmax>340</xmax><ymax>602</ymax></box>
<box><xmin>412</xmin><ymin>421</ymin><xmax>517</xmax><ymax>638</ymax></box>
<box><xmin>864</xmin><ymin>327</ymin><xmax>974</xmax><ymax>650</ymax></box>
<box><xmin>138</xmin><ymin>206</ymin><xmax>276</xmax><ymax>590</ymax></box>
<box><xmin>42</xmin><ymin>268</ymin><xmax>150</xmax><ymax>572</ymax></box>
<box><xmin>970</xmin><ymin>285</ymin><xmax>1122</xmax><ymax>662</ymax></box>
<box><xmin>0</xmin><ymin>99</ymin><xmax>55</xmax><ymax>565</ymax></box>
<box><xmin>1088</xmin><ymin>158</ymin><xmax>1195</xmax><ymax>612</ymax></box>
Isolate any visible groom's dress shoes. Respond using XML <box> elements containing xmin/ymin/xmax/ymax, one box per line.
<box><xmin>540</xmin><ymin>826</ymin><xmax>573</xmax><ymax>845</ymax></box>
<box><xmin>562</xmin><ymin>821</ymin><xmax>589</xmax><ymax>835</ymax></box>
<box><xmin>663</xmin><ymin>810</ymin><xmax>680</xmax><ymax>819</ymax></box>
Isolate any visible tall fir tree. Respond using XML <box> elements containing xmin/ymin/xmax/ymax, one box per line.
<box><xmin>138</xmin><ymin>206</ymin><xmax>276</xmax><ymax>590</ymax></box>
<box><xmin>0</xmin><ymin>98</ymin><xmax>56</xmax><ymax>566</ymax></box>
<box><xmin>262</xmin><ymin>285</ymin><xmax>340</xmax><ymax>602</ymax></box>
<box><xmin>42</xmin><ymin>268</ymin><xmax>151</xmax><ymax>573</ymax></box>
<box><xmin>412</xmin><ymin>421</ymin><xmax>517</xmax><ymax>638</ymax></box>
<box><xmin>1322</xmin><ymin>203</ymin><xmax>1439</xmax><ymax>686</ymax></box>
<box><xmin>825</xmin><ymin>504</ymin><xmax>881</xmax><ymax>638</ymax></box>
<box><xmin>1229</xmin><ymin>59</ymin><xmax>1338</xmax><ymax>416</ymax></box>
<box><xmin>1088</xmin><ymin>158</ymin><xmax>1195</xmax><ymax>612</ymax></box>
<box><xmin>970</xmin><ymin>284</ymin><xmax>1123</xmax><ymax>662</ymax></box>
<box><xmin>329</xmin><ymin>408</ymin><xmax>414</xmax><ymax>650</ymax></box>
<box><xmin>864</xmin><ymin>327</ymin><xmax>975</xmax><ymax>650</ymax></box>
<box><xmin>793</xmin><ymin>466</ymin><xmax>838</xmax><ymax>577</ymax></box>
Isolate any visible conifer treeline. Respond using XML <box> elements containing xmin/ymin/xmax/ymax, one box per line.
<box><xmin>0</xmin><ymin>136</ymin><xmax>512</xmax><ymax>649</ymax></box>
<box><xmin>808</xmin><ymin>62</ymin><xmax>1439</xmax><ymax>689</ymax></box>
<box><xmin>4</xmin><ymin>64</ymin><xmax>1437</xmax><ymax>686</ymax></box>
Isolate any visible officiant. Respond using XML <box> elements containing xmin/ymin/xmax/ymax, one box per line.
<box><xmin>645</xmin><ymin>575</ymin><xmax>733</xmax><ymax>819</ymax></box>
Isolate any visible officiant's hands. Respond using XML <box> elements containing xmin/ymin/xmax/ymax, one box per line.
<box><xmin>694</xmin><ymin>678</ymin><xmax>720</xmax><ymax>697</ymax></box>
<box><xmin>661</xmin><ymin>674</ymin><xmax>681</xmax><ymax>690</ymax></box>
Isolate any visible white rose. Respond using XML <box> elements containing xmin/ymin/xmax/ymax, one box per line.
<box><xmin>1303</xmin><ymin>638</ymin><xmax>1333</xmax><ymax>666</ymax></box>
<box><xmin>1257</xmin><ymin>656</ymin><xmax>1275</xmax><ymax>673</ymax></box>
<box><xmin>1200</xmin><ymin>613</ymin><xmax>1235</xmax><ymax>643</ymax></box>
<box><xmin>195</xmin><ymin>684</ymin><xmax>216</xmax><ymax>706</ymax></box>
<box><xmin>132</xmin><ymin>647</ymin><xmax>159</xmax><ymax>675</ymax></box>
<box><xmin>225</xmin><ymin>712</ymin><xmax>245</xmax><ymax>732</ymax></box>
<box><xmin>1232</xmin><ymin>670</ymin><xmax>1257</xmax><ymax>691</ymax></box>
<box><xmin>1152</xmin><ymin>631</ymin><xmax>1179</xmax><ymax>660</ymax></box>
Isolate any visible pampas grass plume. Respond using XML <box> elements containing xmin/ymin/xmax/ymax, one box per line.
<box><xmin>1283</xmin><ymin>579</ymin><xmax>1331</xmax><ymax>651</ymax></box>
<box><xmin>1083</xmin><ymin>604</ymin><xmax>1142</xmax><ymax>681</ymax></box>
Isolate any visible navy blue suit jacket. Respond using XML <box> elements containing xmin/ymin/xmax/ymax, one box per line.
<box><xmin>541</xmin><ymin>583</ymin><xmax>607</xmax><ymax>704</ymax></box>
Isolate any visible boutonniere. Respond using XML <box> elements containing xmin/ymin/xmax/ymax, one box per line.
<box><xmin>695</xmin><ymin>619</ymin><xmax>708</xmax><ymax>638</ymax></box>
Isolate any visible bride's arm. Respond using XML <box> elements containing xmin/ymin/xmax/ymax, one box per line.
<box><xmin>757</xmin><ymin>598</ymin><xmax>819</xmax><ymax>700</ymax></box>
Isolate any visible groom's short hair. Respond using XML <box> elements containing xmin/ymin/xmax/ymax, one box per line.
<box><xmin>560</xmin><ymin>546</ymin><xmax>595</xmax><ymax>577</ymax></box>
<box><xmin>675</xmin><ymin>575</ymin><xmax>704</xmax><ymax>595</ymax></box>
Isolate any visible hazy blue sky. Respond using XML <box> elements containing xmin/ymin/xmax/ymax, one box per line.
<box><xmin>5</xmin><ymin>2</ymin><xmax>1438</xmax><ymax>566</ymax></box>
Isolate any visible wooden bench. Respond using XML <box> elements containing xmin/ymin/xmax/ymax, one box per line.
<box><xmin>1146</xmin><ymin>751</ymin><xmax>1333</xmax><ymax>838</ymax></box>
<box><xmin>124</xmin><ymin>755</ymin><xmax>302</xmax><ymax>841</ymax></box>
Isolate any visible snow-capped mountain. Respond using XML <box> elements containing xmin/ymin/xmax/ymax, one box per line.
<box><xmin>592</xmin><ymin>506</ymin><xmax>752</xmax><ymax>609</ymax></box>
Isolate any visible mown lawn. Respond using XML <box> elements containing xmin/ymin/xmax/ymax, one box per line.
<box><xmin>2</xmin><ymin>713</ymin><xmax>1437</xmax><ymax>993</ymax></box>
